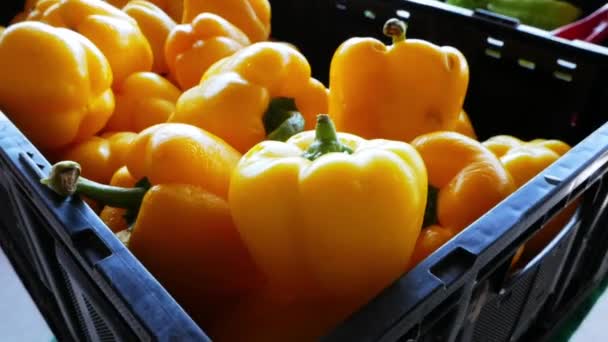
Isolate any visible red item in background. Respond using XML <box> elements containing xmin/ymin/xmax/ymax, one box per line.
<box><xmin>552</xmin><ymin>4</ymin><xmax>608</xmax><ymax>44</ymax></box>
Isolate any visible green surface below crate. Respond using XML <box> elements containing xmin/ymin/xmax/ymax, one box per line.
<box><xmin>554</xmin><ymin>278</ymin><xmax>608</xmax><ymax>341</ymax></box>
<box><xmin>0</xmin><ymin>247</ymin><xmax>55</xmax><ymax>342</ymax></box>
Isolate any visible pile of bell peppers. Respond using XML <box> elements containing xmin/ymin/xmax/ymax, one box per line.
<box><xmin>0</xmin><ymin>2</ymin><xmax>579</xmax><ymax>341</ymax></box>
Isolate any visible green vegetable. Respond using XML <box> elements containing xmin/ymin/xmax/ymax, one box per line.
<box><xmin>487</xmin><ymin>0</ymin><xmax>582</xmax><ymax>30</ymax></box>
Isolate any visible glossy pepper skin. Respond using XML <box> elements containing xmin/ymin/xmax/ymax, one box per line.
<box><xmin>99</xmin><ymin>166</ymin><xmax>137</xmax><ymax>233</ymax></box>
<box><xmin>108</xmin><ymin>0</ymin><xmax>183</xmax><ymax>22</ymax></box>
<box><xmin>229</xmin><ymin>115</ymin><xmax>427</xmax><ymax>309</ymax></box>
<box><xmin>483</xmin><ymin>135</ymin><xmax>575</xmax><ymax>263</ymax></box>
<box><xmin>165</xmin><ymin>12</ymin><xmax>250</xmax><ymax>90</ymax></box>
<box><xmin>123</xmin><ymin>0</ymin><xmax>177</xmax><ymax>75</ymax></box>
<box><xmin>0</xmin><ymin>21</ymin><xmax>114</xmax><ymax>151</ymax></box>
<box><xmin>171</xmin><ymin>42</ymin><xmax>329</xmax><ymax>153</ymax></box>
<box><xmin>42</xmin><ymin>123</ymin><xmax>264</xmax><ymax>332</ymax></box>
<box><xmin>56</xmin><ymin>131</ymin><xmax>137</xmax><ymax>184</ymax></box>
<box><xmin>28</xmin><ymin>0</ymin><xmax>153</xmax><ymax>86</ymax></box>
<box><xmin>453</xmin><ymin>110</ymin><xmax>477</xmax><ymax>140</ymax></box>
<box><xmin>329</xmin><ymin>18</ymin><xmax>469</xmax><ymax>143</ymax></box>
<box><xmin>407</xmin><ymin>132</ymin><xmax>516</xmax><ymax>269</ymax></box>
<box><xmin>104</xmin><ymin>71</ymin><xmax>181</xmax><ymax>133</ymax></box>
<box><xmin>182</xmin><ymin>0</ymin><xmax>271</xmax><ymax>43</ymax></box>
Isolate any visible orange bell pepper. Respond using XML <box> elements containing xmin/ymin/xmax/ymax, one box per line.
<box><xmin>170</xmin><ymin>41</ymin><xmax>329</xmax><ymax>153</ymax></box>
<box><xmin>407</xmin><ymin>132</ymin><xmax>516</xmax><ymax>269</ymax></box>
<box><xmin>104</xmin><ymin>71</ymin><xmax>181</xmax><ymax>133</ymax></box>
<box><xmin>182</xmin><ymin>0</ymin><xmax>271</xmax><ymax>43</ymax></box>
<box><xmin>123</xmin><ymin>0</ymin><xmax>177</xmax><ymax>75</ymax></box>
<box><xmin>28</xmin><ymin>0</ymin><xmax>153</xmax><ymax>86</ymax></box>
<box><xmin>41</xmin><ymin>123</ymin><xmax>264</xmax><ymax>332</ymax></box>
<box><xmin>164</xmin><ymin>12</ymin><xmax>250</xmax><ymax>90</ymax></box>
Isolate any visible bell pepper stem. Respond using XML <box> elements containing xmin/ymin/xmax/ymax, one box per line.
<box><xmin>263</xmin><ymin>97</ymin><xmax>305</xmax><ymax>142</ymax></box>
<box><xmin>41</xmin><ymin>161</ymin><xmax>147</xmax><ymax>209</ymax></box>
<box><xmin>383</xmin><ymin>18</ymin><xmax>407</xmax><ymax>44</ymax></box>
<box><xmin>302</xmin><ymin>114</ymin><xmax>353</xmax><ymax>161</ymax></box>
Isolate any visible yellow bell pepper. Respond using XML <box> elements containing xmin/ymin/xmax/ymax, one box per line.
<box><xmin>9</xmin><ymin>0</ymin><xmax>39</xmax><ymax>23</ymax></box>
<box><xmin>452</xmin><ymin>110</ymin><xmax>477</xmax><ymax>140</ymax></box>
<box><xmin>483</xmin><ymin>135</ymin><xmax>570</xmax><ymax>187</ymax></box>
<box><xmin>99</xmin><ymin>166</ymin><xmax>137</xmax><ymax>233</ymax></box>
<box><xmin>483</xmin><ymin>135</ymin><xmax>575</xmax><ymax>264</ymax></box>
<box><xmin>407</xmin><ymin>132</ymin><xmax>516</xmax><ymax>269</ymax></box>
<box><xmin>229</xmin><ymin>114</ymin><xmax>427</xmax><ymax>312</ymax></box>
<box><xmin>123</xmin><ymin>0</ymin><xmax>176</xmax><ymax>75</ymax></box>
<box><xmin>329</xmin><ymin>18</ymin><xmax>469</xmax><ymax>143</ymax></box>
<box><xmin>182</xmin><ymin>0</ymin><xmax>271</xmax><ymax>43</ymax></box>
<box><xmin>49</xmin><ymin>131</ymin><xmax>136</xmax><ymax>214</ymax></box>
<box><xmin>170</xmin><ymin>41</ymin><xmax>329</xmax><ymax>153</ymax></box>
<box><xmin>42</xmin><ymin>123</ymin><xmax>264</xmax><ymax>333</ymax></box>
<box><xmin>164</xmin><ymin>12</ymin><xmax>250</xmax><ymax>90</ymax></box>
<box><xmin>28</xmin><ymin>0</ymin><xmax>153</xmax><ymax>86</ymax></box>
<box><xmin>107</xmin><ymin>0</ymin><xmax>183</xmax><ymax>22</ymax></box>
<box><xmin>54</xmin><ymin>131</ymin><xmax>137</xmax><ymax>184</ymax></box>
<box><xmin>104</xmin><ymin>71</ymin><xmax>181</xmax><ymax>132</ymax></box>
<box><xmin>0</xmin><ymin>21</ymin><xmax>114</xmax><ymax>151</ymax></box>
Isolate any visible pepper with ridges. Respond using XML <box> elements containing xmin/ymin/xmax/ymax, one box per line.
<box><xmin>108</xmin><ymin>0</ymin><xmax>183</xmax><ymax>23</ymax></box>
<box><xmin>228</xmin><ymin>114</ymin><xmax>427</xmax><ymax>339</ymax></box>
<box><xmin>182</xmin><ymin>0</ymin><xmax>271</xmax><ymax>43</ymax></box>
<box><xmin>483</xmin><ymin>135</ymin><xmax>576</xmax><ymax>264</ymax></box>
<box><xmin>122</xmin><ymin>0</ymin><xmax>177</xmax><ymax>75</ymax></box>
<box><xmin>164</xmin><ymin>12</ymin><xmax>251</xmax><ymax>90</ymax></box>
<box><xmin>41</xmin><ymin>123</ymin><xmax>265</xmax><ymax>334</ymax></box>
<box><xmin>53</xmin><ymin>131</ymin><xmax>137</xmax><ymax>185</ymax></box>
<box><xmin>329</xmin><ymin>18</ymin><xmax>469</xmax><ymax>143</ymax></box>
<box><xmin>170</xmin><ymin>41</ymin><xmax>329</xmax><ymax>153</ymax></box>
<box><xmin>27</xmin><ymin>0</ymin><xmax>153</xmax><ymax>86</ymax></box>
<box><xmin>104</xmin><ymin>71</ymin><xmax>181</xmax><ymax>133</ymax></box>
<box><xmin>408</xmin><ymin>132</ymin><xmax>516</xmax><ymax>269</ymax></box>
<box><xmin>0</xmin><ymin>21</ymin><xmax>114</xmax><ymax>151</ymax></box>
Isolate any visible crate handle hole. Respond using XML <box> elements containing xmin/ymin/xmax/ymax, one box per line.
<box><xmin>430</xmin><ymin>247</ymin><xmax>476</xmax><ymax>287</ymax></box>
<box><xmin>485</xmin><ymin>48</ymin><xmax>501</xmax><ymax>59</ymax></box>
<box><xmin>557</xmin><ymin>58</ymin><xmax>577</xmax><ymax>70</ymax></box>
<box><xmin>363</xmin><ymin>9</ymin><xmax>376</xmax><ymax>20</ymax></box>
<box><xmin>71</xmin><ymin>229</ymin><xmax>112</xmax><ymax>267</ymax></box>
<box><xmin>336</xmin><ymin>1</ymin><xmax>347</xmax><ymax>10</ymax></box>
<box><xmin>554</xmin><ymin>71</ymin><xmax>573</xmax><ymax>82</ymax></box>
<box><xmin>487</xmin><ymin>36</ymin><xmax>504</xmax><ymax>47</ymax></box>
<box><xmin>518</xmin><ymin>59</ymin><xmax>536</xmax><ymax>70</ymax></box>
<box><xmin>396</xmin><ymin>9</ymin><xmax>410</xmax><ymax>20</ymax></box>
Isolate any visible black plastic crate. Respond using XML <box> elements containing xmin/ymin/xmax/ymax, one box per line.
<box><xmin>2</xmin><ymin>0</ymin><xmax>608</xmax><ymax>341</ymax></box>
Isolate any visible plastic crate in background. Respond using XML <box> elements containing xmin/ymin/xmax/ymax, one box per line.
<box><xmin>1</xmin><ymin>0</ymin><xmax>608</xmax><ymax>341</ymax></box>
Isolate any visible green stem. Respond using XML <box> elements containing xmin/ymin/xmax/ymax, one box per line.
<box><xmin>41</xmin><ymin>161</ymin><xmax>147</xmax><ymax>209</ymax></box>
<box><xmin>302</xmin><ymin>114</ymin><xmax>353</xmax><ymax>161</ymax></box>
<box><xmin>263</xmin><ymin>97</ymin><xmax>305</xmax><ymax>142</ymax></box>
<box><xmin>383</xmin><ymin>18</ymin><xmax>407</xmax><ymax>44</ymax></box>
<box><xmin>423</xmin><ymin>185</ymin><xmax>440</xmax><ymax>228</ymax></box>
